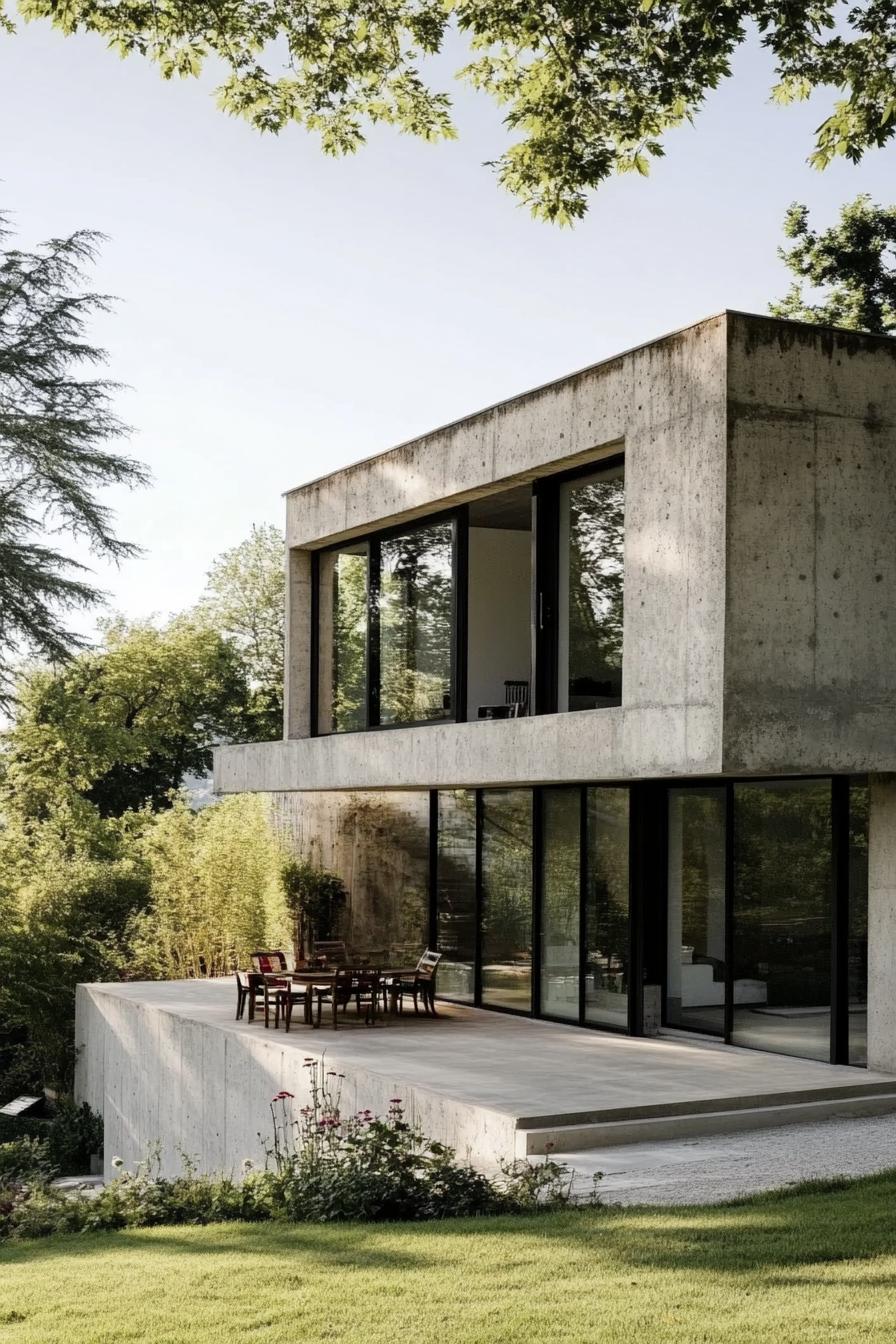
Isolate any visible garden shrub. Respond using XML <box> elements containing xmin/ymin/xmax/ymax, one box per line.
<box><xmin>0</xmin><ymin>1066</ymin><xmax>595</xmax><ymax>1241</ymax></box>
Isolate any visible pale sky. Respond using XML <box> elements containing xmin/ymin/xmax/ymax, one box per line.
<box><xmin>1</xmin><ymin>19</ymin><xmax>892</xmax><ymax>637</ymax></box>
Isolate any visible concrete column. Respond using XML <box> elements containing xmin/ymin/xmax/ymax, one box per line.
<box><xmin>867</xmin><ymin>774</ymin><xmax>896</xmax><ymax>1073</ymax></box>
<box><xmin>283</xmin><ymin>547</ymin><xmax>312</xmax><ymax>739</ymax></box>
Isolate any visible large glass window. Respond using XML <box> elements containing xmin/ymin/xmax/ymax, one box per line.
<box><xmin>849</xmin><ymin>779</ymin><xmax>869</xmax><ymax>1066</ymax></box>
<box><xmin>540</xmin><ymin>789</ymin><xmax>581</xmax><ymax>1020</ymax></box>
<box><xmin>584</xmin><ymin>788</ymin><xmax>630</xmax><ymax>1028</ymax></box>
<box><xmin>435</xmin><ymin>790</ymin><xmax>477</xmax><ymax>1002</ymax></box>
<box><xmin>379</xmin><ymin>521</ymin><xmax>454</xmax><ymax>725</ymax></box>
<box><xmin>558</xmin><ymin>462</ymin><xmax>624</xmax><ymax>711</ymax></box>
<box><xmin>481</xmin><ymin>789</ymin><xmax>533</xmax><ymax>1012</ymax></box>
<box><xmin>666</xmin><ymin>789</ymin><xmax>726</xmax><ymax>1036</ymax></box>
<box><xmin>316</xmin><ymin>517</ymin><xmax>457</xmax><ymax>734</ymax></box>
<box><xmin>732</xmin><ymin>780</ymin><xmax>833</xmax><ymax>1062</ymax></box>
<box><xmin>317</xmin><ymin>544</ymin><xmax>368</xmax><ymax>734</ymax></box>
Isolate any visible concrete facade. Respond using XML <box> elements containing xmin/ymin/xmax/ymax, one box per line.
<box><xmin>215</xmin><ymin>311</ymin><xmax>896</xmax><ymax>796</ymax></box>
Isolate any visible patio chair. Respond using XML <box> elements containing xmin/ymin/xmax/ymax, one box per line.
<box><xmin>313</xmin><ymin>966</ymin><xmax>377</xmax><ymax>1029</ymax></box>
<box><xmin>251</xmin><ymin>951</ymin><xmax>290</xmax><ymax>1028</ymax></box>
<box><xmin>313</xmin><ymin>940</ymin><xmax>349</xmax><ymax>967</ymax></box>
<box><xmin>234</xmin><ymin>970</ymin><xmax>265</xmax><ymax>1021</ymax></box>
<box><xmin>389</xmin><ymin>950</ymin><xmax>441</xmax><ymax>1016</ymax></box>
<box><xmin>282</xmin><ymin>980</ymin><xmax>313</xmax><ymax>1032</ymax></box>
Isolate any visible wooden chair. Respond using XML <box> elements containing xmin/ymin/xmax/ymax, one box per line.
<box><xmin>251</xmin><ymin>951</ymin><xmax>289</xmax><ymax>1028</ymax></box>
<box><xmin>352</xmin><ymin>968</ymin><xmax>382</xmax><ymax>1023</ymax></box>
<box><xmin>282</xmin><ymin>980</ymin><xmax>313</xmax><ymax>1032</ymax></box>
<box><xmin>234</xmin><ymin>970</ymin><xmax>264</xmax><ymax>1021</ymax></box>
<box><xmin>313</xmin><ymin>940</ymin><xmax>349</xmax><ymax>967</ymax></box>
<box><xmin>313</xmin><ymin>967</ymin><xmax>373</xmax><ymax>1029</ymax></box>
<box><xmin>390</xmin><ymin>950</ymin><xmax>441</xmax><ymax>1016</ymax></box>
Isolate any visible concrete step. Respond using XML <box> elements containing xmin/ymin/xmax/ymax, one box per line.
<box><xmin>517</xmin><ymin>1088</ymin><xmax>896</xmax><ymax>1156</ymax></box>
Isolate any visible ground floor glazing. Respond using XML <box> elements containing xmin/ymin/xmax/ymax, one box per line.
<box><xmin>271</xmin><ymin>775</ymin><xmax>868</xmax><ymax>1068</ymax></box>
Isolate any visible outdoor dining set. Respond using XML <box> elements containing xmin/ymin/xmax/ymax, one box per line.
<box><xmin>235</xmin><ymin>943</ymin><xmax>442</xmax><ymax>1031</ymax></box>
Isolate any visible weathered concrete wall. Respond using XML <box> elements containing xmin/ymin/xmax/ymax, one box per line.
<box><xmin>266</xmin><ymin>791</ymin><xmax>429</xmax><ymax>956</ymax></box>
<box><xmin>220</xmin><ymin>315</ymin><xmax>731</xmax><ymax>788</ymax></box>
<box><xmin>216</xmin><ymin>701</ymin><xmax>713</xmax><ymax>793</ymax></box>
<box><xmin>273</xmin><ymin>313</ymin><xmax>729</xmax><ymax>766</ymax></box>
<box><xmin>868</xmin><ymin>774</ymin><xmax>896</xmax><ymax>1074</ymax></box>
<box><xmin>723</xmin><ymin>316</ymin><xmax>896</xmax><ymax>774</ymax></box>
<box><xmin>74</xmin><ymin>983</ymin><xmax>517</xmax><ymax>1181</ymax></box>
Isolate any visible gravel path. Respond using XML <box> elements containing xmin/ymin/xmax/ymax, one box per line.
<box><xmin>563</xmin><ymin>1112</ymin><xmax>896</xmax><ymax>1206</ymax></box>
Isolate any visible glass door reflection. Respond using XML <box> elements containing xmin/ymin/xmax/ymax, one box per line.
<box><xmin>666</xmin><ymin>789</ymin><xmax>727</xmax><ymax>1035</ymax></box>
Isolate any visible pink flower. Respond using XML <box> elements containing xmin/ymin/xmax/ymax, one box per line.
<box><xmin>282</xmin><ymin>1091</ymin><xmax>295</xmax><ymax>1099</ymax></box>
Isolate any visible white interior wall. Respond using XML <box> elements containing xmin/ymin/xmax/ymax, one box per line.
<box><xmin>466</xmin><ymin>527</ymin><xmax>531</xmax><ymax>718</ymax></box>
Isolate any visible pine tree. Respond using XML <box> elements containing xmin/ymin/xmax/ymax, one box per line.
<box><xmin>0</xmin><ymin>212</ymin><xmax>148</xmax><ymax>700</ymax></box>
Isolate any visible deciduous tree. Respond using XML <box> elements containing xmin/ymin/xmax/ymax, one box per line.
<box><xmin>5</xmin><ymin>2</ymin><xmax>896</xmax><ymax>221</ymax></box>
<box><xmin>770</xmin><ymin>195</ymin><xmax>896</xmax><ymax>335</ymax></box>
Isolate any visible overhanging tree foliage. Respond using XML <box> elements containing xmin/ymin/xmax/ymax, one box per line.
<box><xmin>5</xmin><ymin>2</ymin><xmax>896</xmax><ymax>221</ymax></box>
<box><xmin>770</xmin><ymin>194</ymin><xmax>896</xmax><ymax>334</ymax></box>
<box><xmin>0</xmin><ymin>213</ymin><xmax>148</xmax><ymax>700</ymax></box>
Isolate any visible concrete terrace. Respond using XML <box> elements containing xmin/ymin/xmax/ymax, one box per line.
<box><xmin>76</xmin><ymin>980</ymin><xmax>896</xmax><ymax>1181</ymax></box>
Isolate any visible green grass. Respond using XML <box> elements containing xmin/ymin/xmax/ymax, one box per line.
<box><xmin>2</xmin><ymin>1173</ymin><xmax>896</xmax><ymax>1344</ymax></box>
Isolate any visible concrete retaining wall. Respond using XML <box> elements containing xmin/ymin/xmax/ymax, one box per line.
<box><xmin>74</xmin><ymin>984</ymin><xmax>517</xmax><ymax>1182</ymax></box>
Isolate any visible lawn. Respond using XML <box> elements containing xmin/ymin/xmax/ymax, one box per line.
<box><xmin>2</xmin><ymin>1173</ymin><xmax>896</xmax><ymax>1344</ymax></box>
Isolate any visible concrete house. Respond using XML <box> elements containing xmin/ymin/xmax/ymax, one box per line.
<box><xmin>213</xmin><ymin>310</ymin><xmax>896</xmax><ymax>1076</ymax></box>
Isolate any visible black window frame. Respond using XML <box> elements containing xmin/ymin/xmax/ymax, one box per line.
<box><xmin>429</xmin><ymin>772</ymin><xmax>867</xmax><ymax>1065</ymax></box>
<box><xmin>533</xmin><ymin>451</ymin><xmax>625</xmax><ymax>717</ymax></box>
<box><xmin>310</xmin><ymin>504</ymin><xmax>469</xmax><ymax>736</ymax></box>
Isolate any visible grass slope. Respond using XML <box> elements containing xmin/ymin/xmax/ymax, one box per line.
<box><xmin>2</xmin><ymin>1173</ymin><xmax>896</xmax><ymax>1344</ymax></box>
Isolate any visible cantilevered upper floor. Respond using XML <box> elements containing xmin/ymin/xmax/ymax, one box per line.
<box><xmin>214</xmin><ymin>310</ymin><xmax>896</xmax><ymax>794</ymax></box>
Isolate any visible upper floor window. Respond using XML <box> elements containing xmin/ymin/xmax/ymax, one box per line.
<box><xmin>558</xmin><ymin>461</ymin><xmax>624</xmax><ymax>710</ymax></box>
<box><xmin>378</xmin><ymin>521</ymin><xmax>454</xmax><ymax>726</ymax></box>
<box><xmin>315</xmin><ymin>514</ymin><xmax>459</xmax><ymax>734</ymax></box>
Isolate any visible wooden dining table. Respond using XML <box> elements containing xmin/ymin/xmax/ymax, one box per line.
<box><xmin>249</xmin><ymin>967</ymin><xmax>418</xmax><ymax>1026</ymax></box>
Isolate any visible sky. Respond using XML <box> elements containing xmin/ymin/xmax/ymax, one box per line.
<box><xmin>0</xmin><ymin>17</ymin><xmax>892</xmax><ymax>638</ymax></box>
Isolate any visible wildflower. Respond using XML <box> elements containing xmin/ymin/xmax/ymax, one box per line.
<box><xmin>282</xmin><ymin>1091</ymin><xmax>295</xmax><ymax>1099</ymax></box>
<box><xmin>111</xmin><ymin>1156</ymin><xmax>124</xmax><ymax>1169</ymax></box>
<box><xmin>389</xmin><ymin>1097</ymin><xmax>402</xmax><ymax>1104</ymax></box>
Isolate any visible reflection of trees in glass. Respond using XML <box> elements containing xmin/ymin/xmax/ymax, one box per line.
<box><xmin>848</xmin><ymin>782</ymin><xmax>868</xmax><ymax>1038</ymax></box>
<box><xmin>380</xmin><ymin>522</ymin><xmax>453</xmax><ymax>724</ymax></box>
<box><xmin>331</xmin><ymin>551</ymin><xmax>367</xmax><ymax>732</ymax></box>
<box><xmin>676</xmin><ymin>791</ymin><xmax>726</xmax><ymax>967</ymax></box>
<box><xmin>585</xmin><ymin>788</ymin><xmax>629</xmax><ymax>1003</ymax></box>
<box><xmin>567</xmin><ymin>472</ymin><xmax>624</xmax><ymax>701</ymax></box>
<box><xmin>541</xmin><ymin>788</ymin><xmax>581</xmax><ymax>1019</ymax></box>
<box><xmin>436</xmin><ymin>789</ymin><xmax>477</xmax><ymax>1000</ymax></box>
<box><xmin>481</xmin><ymin>790</ymin><xmax>533</xmax><ymax>965</ymax></box>
<box><xmin>733</xmin><ymin>781</ymin><xmax>832</xmax><ymax>1007</ymax></box>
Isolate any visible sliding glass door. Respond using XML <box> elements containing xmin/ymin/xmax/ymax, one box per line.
<box><xmin>435</xmin><ymin>790</ymin><xmax>477</xmax><ymax>1002</ymax></box>
<box><xmin>481</xmin><ymin>789</ymin><xmax>533</xmax><ymax>1012</ymax></box>
<box><xmin>585</xmin><ymin>788</ymin><xmax>630</xmax><ymax>1029</ymax></box>
<box><xmin>540</xmin><ymin>789</ymin><xmax>581</xmax><ymax>1020</ymax></box>
<box><xmin>666</xmin><ymin>788</ymin><xmax>726</xmax><ymax>1036</ymax></box>
<box><xmin>731</xmin><ymin>780</ymin><xmax>833</xmax><ymax>1062</ymax></box>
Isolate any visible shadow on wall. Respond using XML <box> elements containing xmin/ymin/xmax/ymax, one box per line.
<box><xmin>267</xmin><ymin>792</ymin><xmax>431</xmax><ymax>957</ymax></box>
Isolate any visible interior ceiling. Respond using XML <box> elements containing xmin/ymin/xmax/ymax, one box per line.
<box><xmin>468</xmin><ymin>484</ymin><xmax>532</xmax><ymax>531</ymax></box>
